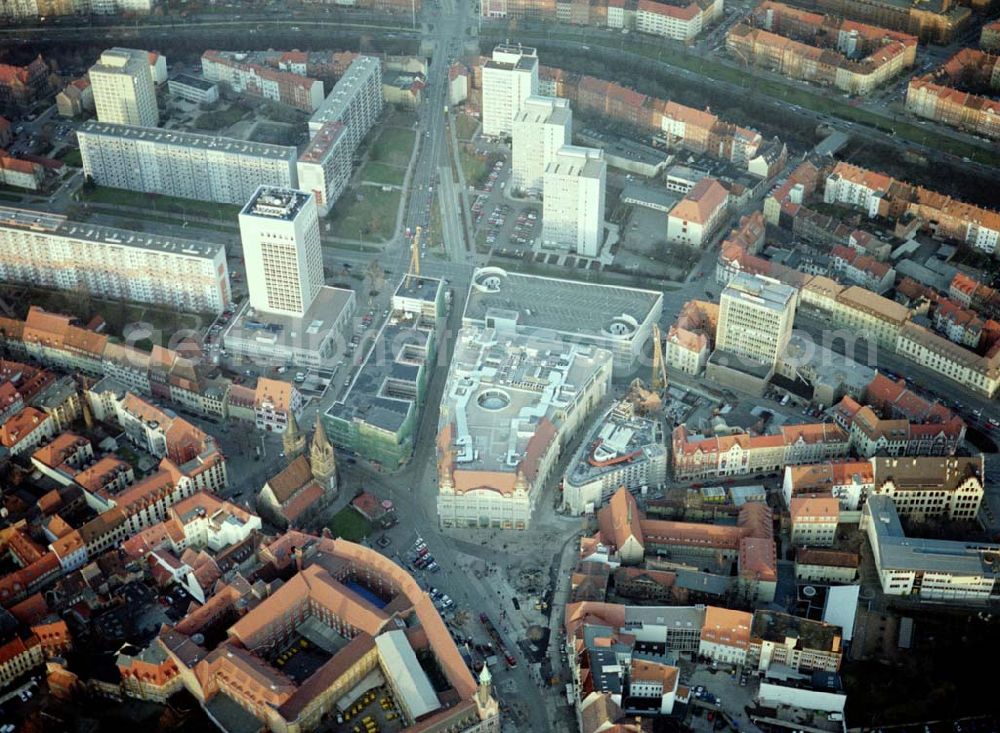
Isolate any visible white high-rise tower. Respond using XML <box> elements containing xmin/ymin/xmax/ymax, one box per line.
<box><xmin>542</xmin><ymin>146</ymin><xmax>607</xmax><ymax>257</ymax></box>
<box><xmin>511</xmin><ymin>96</ymin><xmax>572</xmax><ymax>194</ymax></box>
<box><xmin>89</xmin><ymin>48</ymin><xmax>159</xmax><ymax>127</ymax></box>
<box><xmin>239</xmin><ymin>187</ymin><xmax>325</xmax><ymax>318</ymax></box>
<box><xmin>481</xmin><ymin>44</ymin><xmax>539</xmax><ymax>138</ymax></box>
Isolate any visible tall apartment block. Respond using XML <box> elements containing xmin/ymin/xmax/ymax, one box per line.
<box><xmin>89</xmin><ymin>48</ymin><xmax>159</xmax><ymax>127</ymax></box>
<box><xmin>0</xmin><ymin>207</ymin><xmax>230</xmax><ymax>313</ymax></box>
<box><xmin>716</xmin><ymin>273</ymin><xmax>797</xmax><ymax>372</ymax></box>
<box><xmin>542</xmin><ymin>146</ymin><xmax>606</xmax><ymax>257</ymax></box>
<box><xmin>239</xmin><ymin>187</ymin><xmax>325</xmax><ymax>319</ymax></box>
<box><xmin>77</xmin><ymin>121</ymin><xmax>298</xmax><ymax>206</ymax></box>
<box><xmin>296</xmin><ymin>121</ymin><xmax>351</xmax><ymax>217</ymax></box>
<box><xmin>481</xmin><ymin>44</ymin><xmax>538</xmax><ymax>138</ymax></box>
<box><xmin>308</xmin><ymin>56</ymin><xmax>384</xmax><ymax>150</ymax></box>
<box><xmin>511</xmin><ymin>95</ymin><xmax>572</xmax><ymax>194</ymax></box>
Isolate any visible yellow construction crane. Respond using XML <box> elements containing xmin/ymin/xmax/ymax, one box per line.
<box><xmin>651</xmin><ymin>324</ymin><xmax>667</xmax><ymax>395</ymax></box>
<box><xmin>409</xmin><ymin>226</ymin><xmax>422</xmax><ymax>278</ymax></box>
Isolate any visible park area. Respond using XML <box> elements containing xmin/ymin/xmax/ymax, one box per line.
<box><xmin>77</xmin><ymin>184</ymin><xmax>241</xmax><ymax>226</ymax></box>
<box><xmin>358</xmin><ymin>119</ymin><xmax>416</xmax><ymax>189</ymax></box>
<box><xmin>327</xmin><ymin>186</ymin><xmax>401</xmax><ymax>243</ymax></box>
<box><xmin>328</xmin><ymin>506</ymin><xmax>373</xmax><ymax>543</ymax></box>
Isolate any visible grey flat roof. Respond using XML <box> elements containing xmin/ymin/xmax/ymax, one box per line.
<box><xmin>395</xmin><ymin>274</ymin><xmax>442</xmax><ymax>303</ymax></box>
<box><xmin>866</xmin><ymin>495</ymin><xmax>1000</xmax><ymax>577</ymax></box>
<box><xmin>675</xmin><ymin>569</ymin><xmax>731</xmax><ymax>596</ymax></box>
<box><xmin>624</xmin><ymin>605</ymin><xmax>706</xmax><ymax>630</ymax></box>
<box><xmin>226</xmin><ymin>285</ymin><xmax>354</xmax><ymax>348</ymax></box>
<box><xmin>579</xmin><ymin>128</ymin><xmax>669</xmax><ymax>167</ymax></box>
<box><xmin>78</xmin><ymin>120</ymin><xmax>297</xmax><ymax>161</ymax></box>
<box><xmin>170</xmin><ymin>74</ymin><xmax>217</xmax><ymax>91</ymax></box>
<box><xmin>724</xmin><ymin>272</ymin><xmax>797</xmax><ymax>313</ymax></box>
<box><xmin>463</xmin><ymin>267</ymin><xmax>661</xmax><ymax>341</ymax></box>
<box><xmin>240</xmin><ymin>187</ymin><xmax>311</xmax><ymax>221</ymax></box>
<box><xmin>621</xmin><ymin>182</ymin><xmax>679</xmax><ymax>211</ymax></box>
<box><xmin>0</xmin><ymin>205</ymin><xmax>224</xmax><ymax>260</ymax></box>
<box><xmin>374</xmin><ymin>631</ymin><xmax>440</xmax><ymax>719</ymax></box>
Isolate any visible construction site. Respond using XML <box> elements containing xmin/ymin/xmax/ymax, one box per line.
<box><xmin>322</xmin><ymin>228</ymin><xmax>448</xmax><ymax>470</ymax></box>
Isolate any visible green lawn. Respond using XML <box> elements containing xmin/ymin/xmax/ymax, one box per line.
<box><xmin>328</xmin><ymin>187</ymin><xmax>400</xmax><ymax>242</ymax></box>
<box><xmin>360</xmin><ymin>161</ymin><xmax>407</xmax><ymax>186</ymax></box>
<box><xmin>455</xmin><ymin>113</ymin><xmax>479</xmax><ymax>141</ymax></box>
<box><xmin>459</xmin><ymin>146</ymin><xmax>489</xmax><ymax>187</ymax></box>
<box><xmin>57</xmin><ymin>147</ymin><xmax>83</xmax><ymax>167</ymax></box>
<box><xmin>193</xmin><ymin>106</ymin><xmax>247</xmax><ymax>131</ymax></box>
<box><xmin>328</xmin><ymin>506</ymin><xmax>373</xmax><ymax>542</ymax></box>
<box><xmin>78</xmin><ymin>185</ymin><xmax>242</xmax><ymax>221</ymax></box>
<box><xmin>370</xmin><ymin>126</ymin><xmax>416</xmax><ymax>168</ymax></box>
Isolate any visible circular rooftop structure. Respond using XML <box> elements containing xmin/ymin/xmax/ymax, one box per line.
<box><xmin>602</xmin><ymin>314</ymin><xmax>639</xmax><ymax>339</ymax></box>
<box><xmin>472</xmin><ymin>266</ymin><xmax>508</xmax><ymax>293</ymax></box>
<box><xmin>477</xmin><ymin>389</ymin><xmax>511</xmax><ymax>411</ymax></box>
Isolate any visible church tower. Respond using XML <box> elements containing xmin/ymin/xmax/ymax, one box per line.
<box><xmin>475</xmin><ymin>664</ymin><xmax>500</xmax><ymax>727</ymax></box>
<box><xmin>310</xmin><ymin>416</ymin><xmax>338</xmax><ymax>493</ymax></box>
<box><xmin>282</xmin><ymin>411</ymin><xmax>306</xmax><ymax>461</ymax></box>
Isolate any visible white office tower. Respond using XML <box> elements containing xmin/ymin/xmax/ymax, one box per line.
<box><xmin>716</xmin><ymin>273</ymin><xmax>797</xmax><ymax>371</ymax></box>
<box><xmin>89</xmin><ymin>48</ymin><xmax>159</xmax><ymax>127</ymax></box>
<box><xmin>542</xmin><ymin>146</ymin><xmax>606</xmax><ymax>257</ymax></box>
<box><xmin>240</xmin><ymin>187</ymin><xmax>325</xmax><ymax>319</ymax></box>
<box><xmin>511</xmin><ymin>96</ymin><xmax>572</xmax><ymax>194</ymax></box>
<box><xmin>481</xmin><ymin>44</ymin><xmax>539</xmax><ymax>138</ymax></box>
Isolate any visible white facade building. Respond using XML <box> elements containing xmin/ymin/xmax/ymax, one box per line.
<box><xmin>542</xmin><ymin>145</ymin><xmax>606</xmax><ymax>257</ymax></box>
<box><xmin>511</xmin><ymin>95</ymin><xmax>572</xmax><ymax>194</ymax></box>
<box><xmin>716</xmin><ymin>273</ymin><xmax>797</xmax><ymax>371</ymax></box>
<box><xmin>862</xmin><ymin>495</ymin><xmax>1000</xmax><ymax>602</ymax></box>
<box><xmin>166</xmin><ymin>74</ymin><xmax>219</xmax><ymax>104</ymax></box>
<box><xmin>296</xmin><ymin>121</ymin><xmax>351</xmax><ymax>217</ymax></box>
<box><xmin>636</xmin><ymin>0</ymin><xmax>721</xmax><ymax>43</ymax></box>
<box><xmin>239</xmin><ymin>187</ymin><xmax>325</xmax><ymax>319</ymax></box>
<box><xmin>78</xmin><ymin>121</ymin><xmax>298</xmax><ymax>206</ymax></box>
<box><xmin>481</xmin><ymin>44</ymin><xmax>539</xmax><ymax>138</ymax></box>
<box><xmin>562</xmin><ymin>400</ymin><xmax>667</xmax><ymax>515</ymax></box>
<box><xmin>89</xmin><ymin>47</ymin><xmax>159</xmax><ymax>127</ymax></box>
<box><xmin>0</xmin><ymin>207</ymin><xmax>230</xmax><ymax>313</ymax></box>
<box><xmin>437</xmin><ymin>327</ymin><xmax>613</xmax><ymax>530</ymax></box>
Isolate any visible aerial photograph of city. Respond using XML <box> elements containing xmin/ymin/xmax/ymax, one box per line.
<box><xmin>0</xmin><ymin>0</ymin><xmax>998</xmax><ymax>730</ymax></box>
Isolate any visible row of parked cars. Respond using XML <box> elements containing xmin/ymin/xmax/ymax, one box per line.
<box><xmin>412</xmin><ymin>540</ymin><xmax>439</xmax><ymax>572</ymax></box>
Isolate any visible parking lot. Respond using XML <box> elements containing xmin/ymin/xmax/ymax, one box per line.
<box><xmin>333</xmin><ymin>685</ymin><xmax>405</xmax><ymax>733</ymax></box>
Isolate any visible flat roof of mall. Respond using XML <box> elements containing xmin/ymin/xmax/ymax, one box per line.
<box><xmin>463</xmin><ymin>267</ymin><xmax>661</xmax><ymax>341</ymax></box>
